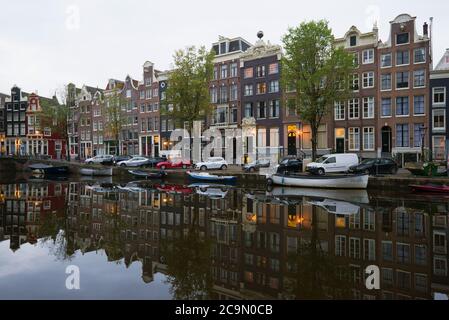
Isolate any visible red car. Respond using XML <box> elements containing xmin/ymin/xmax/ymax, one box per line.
<box><xmin>156</xmin><ymin>159</ymin><xmax>191</xmax><ymax>170</ymax></box>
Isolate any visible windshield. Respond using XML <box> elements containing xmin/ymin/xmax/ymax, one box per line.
<box><xmin>316</xmin><ymin>156</ymin><xmax>329</xmax><ymax>164</ymax></box>
<box><xmin>360</xmin><ymin>159</ymin><xmax>376</xmax><ymax>165</ymax></box>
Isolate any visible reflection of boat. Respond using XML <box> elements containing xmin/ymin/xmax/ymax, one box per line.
<box><xmin>156</xmin><ymin>184</ymin><xmax>193</xmax><ymax>195</ymax></box>
<box><xmin>80</xmin><ymin>167</ymin><xmax>113</xmax><ymax>176</ymax></box>
<box><xmin>268</xmin><ymin>173</ymin><xmax>368</xmax><ymax>189</ymax></box>
<box><xmin>29</xmin><ymin>163</ymin><xmax>69</xmax><ymax>175</ymax></box>
<box><xmin>307</xmin><ymin>199</ymin><xmax>361</xmax><ymax>215</ymax></box>
<box><xmin>79</xmin><ymin>176</ymin><xmax>113</xmax><ymax>184</ymax></box>
<box><xmin>267</xmin><ymin>187</ymin><xmax>370</xmax><ymax>204</ymax></box>
<box><xmin>128</xmin><ymin>170</ymin><xmax>167</xmax><ymax>179</ymax></box>
<box><xmin>187</xmin><ymin>171</ymin><xmax>237</xmax><ymax>183</ymax></box>
<box><xmin>410</xmin><ymin>184</ymin><xmax>449</xmax><ymax>193</ymax></box>
<box><xmin>189</xmin><ymin>183</ymin><xmax>230</xmax><ymax>199</ymax></box>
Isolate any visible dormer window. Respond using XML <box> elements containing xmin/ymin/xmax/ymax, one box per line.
<box><xmin>220</xmin><ymin>42</ymin><xmax>227</xmax><ymax>55</ymax></box>
<box><xmin>126</xmin><ymin>89</ymin><xmax>131</xmax><ymax>98</ymax></box>
<box><xmin>396</xmin><ymin>33</ymin><xmax>409</xmax><ymax>45</ymax></box>
<box><xmin>350</xmin><ymin>35</ymin><xmax>357</xmax><ymax>47</ymax></box>
<box><xmin>145</xmin><ymin>77</ymin><xmax>152</xmax><ymax>86</ymax></box>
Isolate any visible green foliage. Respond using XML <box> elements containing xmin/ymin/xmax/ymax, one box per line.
<box><xmin>282</xmin><ymin>20</ymin><xmax>354</xmax><ymax>160</ymax></box>
<box><xmin>102</xmin><ymin>88</ymin><xmax>126</xmax><ymax>155</ymax></box>
<box><xmin>162</xmin><ymin>46</ymin><xmax>215</xmax><ymax>130</ymax></box>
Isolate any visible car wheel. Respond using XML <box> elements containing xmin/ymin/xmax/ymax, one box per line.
<box><xmin>317</xmin><ymin>168</ymin><xmax>325</xmax><ymax>176</ymax></box>
<box><xmin>365</xmin><ymin>169</ymin><xmax>371</xmax><ymax>175</ymax></box>
<box><xmin>390</xmin><ymin>167</ymin><xmax>398</xmax><ymax>175</ymax></box>
<box><xmin>221</xmin><ymin>165</ymin><xmax>228</xmax><ymax>170</ymax></box>
<box><xmin>267</xmin><ymin>178</ymin><xmax>274</xmax><ymax>186</ymax></box>
<box><xmin>161</xmin><ymin>165</ymin><xmax>166</xmax><ymax>170</ymax></box>
<box><xmin>88</xmin><ymin>162</ymin><xmax>93</xmax><ymax>165</ymax></box>
<box><xmin>200</xmin><ymin>166</ymin><xmax>207</xmax><ymax>171</ymax></box>
<box><xmin>120</xmin><ymin>163</ymin><xmax>126</xmax><ymax>167</ymax></box>
<box><xmin>249</xmin><ymin>167</ymin><xmax>256</xmax><ymax>173</ymax></box>
<box><xmin>182</xmin><ymin>164</ymin><xmax>187</xmax><ymax>169</ymax></box>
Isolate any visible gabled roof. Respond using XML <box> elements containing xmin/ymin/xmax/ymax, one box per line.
<box><xmin>435</xmin><ymin>49</ymin><xmax>449</xmax><ymax>71</ymax></box>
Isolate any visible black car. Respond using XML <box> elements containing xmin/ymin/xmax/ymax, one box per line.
<box><xmin>276</xmin><ymin>158</ymin><xmax>303</xmax><ymax>174</ymax></box>
<box><xmin>349</xmin><ymin>158</ymin><xmax>398</xmax><ymax>175</ymax></box>
<box><xmin>145</xmin><ymin>156</ymin><xmax>168</xmax><ymax>168</ymax></box>
<box><xmin>113</xmin><ymin>155</ymin><xmax>132</xmax><ymax>165</ymax></box>
<box><xmin>243</xmin><ymin>159</ymin><xmax>271</xmax><ymax>173</ymax></box>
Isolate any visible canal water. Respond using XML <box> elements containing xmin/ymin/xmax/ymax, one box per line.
<box><xmin>0</xmin><ymin>177</ymin><xmax>448</xmax><ymax>300</ymax></box>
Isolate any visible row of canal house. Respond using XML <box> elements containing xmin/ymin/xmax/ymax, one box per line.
<box><xmin>2</xmin><ymin>13</ymin><xmax>446</xmax><ymax>163</ymax></box>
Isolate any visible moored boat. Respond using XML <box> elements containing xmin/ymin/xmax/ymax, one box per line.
<box><xmin>187</xmin><ymin>171</ymin><xmax>237</xmax><ymax>183</ymax></box>
<box><xmin>410</xmin><ymin>184</ymin><xmax>449</xmax><ymax>193</ymax></box>
<box><xmin>267</xmin><ymin>187</ymin><xmax>370</xmax><ymax>204</ymax></box>
<box><xmin>267</xmin><ymin>173</ymin><xmax>369</xmax><ymax>189</ymax></box>
<box><xmin>128</xmin><ymin>170</ymin><xmax>167</xmax><ymax>179</ymax></box>
<box><xmin>28</xmin><ymin>163</ymin><xmax>69</xmax><ymax>175</ymax></box>
<box><xmin>80</xmin><ymin>167</ymin><xmax>113</xmax><ymax>176</ymax></box>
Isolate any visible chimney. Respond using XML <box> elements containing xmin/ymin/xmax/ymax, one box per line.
<box><xmin>423</xmin><ymin>22</ymin><xmax>429</xmax><ymax>37</ymax></box>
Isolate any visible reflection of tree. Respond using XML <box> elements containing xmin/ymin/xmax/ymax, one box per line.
<box><xmin>162</xmin><ymin>206</ymin><xmax>213</xmax><ymax>300</ymax></box>
<box><xmin>102</xmin><ymin>212</ymin><xmax>126</xmax><ymax>265</ymax></box>
<box><xmin>285</xmin><ymin>206</ymin><xmax>352</xmax><ymax>299</ymax></box>
<box><xmin>40</xmin><ymin>213</ymin><xmax>75</xmax><ymax>262</ymax></box>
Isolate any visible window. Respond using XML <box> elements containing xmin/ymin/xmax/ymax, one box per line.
<box><xmin>396</xmin><ymin>72</ymin><xmax>409</xmax><ymax>89</ymax></box>
<box><xmin>269</xmin><ymin>80</ymin><xmax>279</xmax><ymax>93</ymax></box>
<box><xmin>397</xmin><ymin>243</ymin><xmax>410</xmax><ymax>263</ymax></box>
<box><xmin>219</xmin><ymin>86</ymin><xmax>228</xmax><ymax>103</ymax></box>
<box><xmin>244</xmin><ymin>103</ymin><xmax>253</xmax><ymax>118</ymax></box>
<box><xmin>414</xmin><ymin>123</ymin><xmax>424</xmax><ymax>147</ymax></box>
<box><xmin>350</xmin><ymin>36</ymin><xmax>357</xmax><ymax>47</ymax></box>
<box><xmin>126</xmin><ymin>89</ymin><xmax>131</xmax><ymax>98</ymax></box>
<box><xmin>397</xmin><ymin>271</ymin><xmax>411</xmax><ymax>290</ymax></box>
<box><xmin>348</xmin><ymin>98</ymin><xmax>359</xmax><ymax>119</ymax></box>
<box><xmin>381</xmin><ymin>74</ymin><xmax>392</xmax><ymax>91</ymax></box>
<box><xmin>244</xmin><ymin>67</ymin><xmax>253</xmax><ymax>79</ymax></box>
<box><xmin>146</xmin><ymin>89</ymin><xmax>152</xmax><ymax>99</ymax></box>
<box><xmin>362</xmin><ymin>49</ymin><xmax>374</xmax><ymax>64</ymax></box>
<box><xmin>349</xmin><ymin>238</ymin><xmax>361</xmax><ymax>259</ymax></box>
<box><xmin>269</xmin><ymin>128</ymin><xmax>279</xmax><ymax>147</ymax></box>
<box><xmin>257</xmin><ymin>102</ymin><xmax>266</xmax><ymax>119</ymax></box>
<box><xmin>230</xmin><ymin>63</ymin><xmax>238</xmax><ymax>77</ymax></box>
<box><xmin>396</xmin><ymin>124</ymin><xmax>409</xmax><ymax>147</ymax></box>
<box><xmin>364</xmin><ymin>239</ymin><xmax>376</xmax><ymax>261</ymax></box>
<box><xmin>382</xmin><ymin>241</ymin><xmax>393</xmax><ymax>261</ymax></box>
<box><xmin>244</xmin><ymin>85</ymin><xmax>253</xmax><ymax>96</ymax></box>
<box><xmin>139</xmin><ymin>91</ymin><xmax>145</xmax><ymax>100</ymax></box>
<box><xmin>230</xmin><ymin>84</ymin><xmax>238</xmax><ymax>101</ymax></box>
<box><xmin>269</xmin><ymin>63</ymin><xmax>279</xmax><ymax>74</ymax></box>
<box><xmin>433</xmin><ymin>87</ymin><xmax>446</xmax><ymax>104</ymax></box>
<box><xmin>213</xmin><ymin>67</ymin><xmax>218</xmax><ymax>80</ymax></box>
<box><xmin>220</xmin><ymin>65</ymin><xmax>228</xmax><ymax>79</ymax></box>
<box><xmin>349</xmin><ymin>127</ymin><xmax>360</xmax><ymax>151</ymax></box>
<box><xmin>413</xmin><ymin>70</ymin><xmax>425</xmax><ymax>88</ymax></box>
<box><xmin>396</xmin><ymin>97</ymin><xmax>409</xmax><ymax>116</ymax></box>
<box><xmin>396</xmin><ymin>33</ymin><xmax>409</xmax><ymax>45</ymax></box>
<box><xmin>256</xmin><ymin>65</ymin><xmax>266</xmax><ymax>78</ymax></box>
<box><xmin>363</xmin><ymin>97</ymin><xmax>375</xmax><ymax>119</ymax></box>
<box><xmin>363</xmin><ymin>127</ymin><xmax>375</xmax><ymax>150</ymax></box>
<box><xmin>381</xmin><ymin>53</ymin><xmax>392</xmax><ymax>68</ymax></box>
<box><xmin>351</xmin><ymin>74</ymin><xmax>359</xmax><ymax>91</ymax></box>
<box><xmin>256</xmin><ymin>83</ymin><xmax>267</xmax><ymax>95</ymax></box>
<box><xmin>433</xmin><ymin>136</ymin><xmax>446</xmax><ymax>160</ymax></box>
<box><xmin>415</xmin><ymin>245</ymin><xmax>427</xmax><ymax>266</ymax></box>
<box><xmin>414</xmin><ymin>48</ymin><xmax>426</xmax><ymax>63</ymax></box>
<box><xmin>415</xmin><ymin>274</ymin><xmax>427</xmax><ymax>293</ymax></box>
<box><xmin>396</xmin><ymin>50</ymin><xmax>410</xmax><ymax>65</ymax></box>
<box><xmin>352</xmin><ymin>52</ymin><xmax>359</xmax><ymax>67</ymax></box>
<box><xmin>362</xmin><ymin>72</ymin><xmax>374</xmax><ymax>88</ymax></box>
<box><xmin>269</xmin><ymin>100</ymin><xmax>280</xmax><ymax>118</ymax></box>
<box><xmin>433</xmin><ymin>109</ymin><xmax>446</xmax><ymax>131</ymax></box>
<box><xmin>335</xmin><ymin>236</ymin><xmax>346</xmax><ymax>257</ymax></box>
<box><xmin>414</xmin><ymin>95</ymin><xmax>425</xmax><ymax>115</ymax></box>
<box><xmin>334</xmin><ymin>101</ymin><xmax>345</xmax><ymax>120</ymax></box>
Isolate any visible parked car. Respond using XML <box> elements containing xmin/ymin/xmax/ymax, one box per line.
<box><xmin>112</xmin><ymin>155</ymin><xmax>132</xmax><ymax>165</ymax></box>
<box><xmin>117</xmin><ymin>156</ymin><xmax>150</xmax><ymax>167</ymax></box>
<box><xmin>349</xmin><ymin>158</ymin><xmax>398</xmax><ymax>175</ymax></box>
<box><xmin>243</xmin><ymin>159</ymin><xmax>271</xmax><ymax>173</ymax></box>
<box><xmin>194</xmin><ymin>157</ymin><xmax>228</xmax><ymax>171</ymax></box>
<box><xmin>276</xmin><ymin>158</ymin><xmax>303</xmax><ymax>174</ymax></box>
<box><xmin>156</xmin><ymin>159</ymin><xmax>191</xmax><ymax>170</ymax></box>
<box><xmin>85</xmin><ymin>155</ymin><xmax>114</xmax><ymax>165</ymax></box>
<box><xmin>306</xmin><ymin>154</ymin><xmax>359</xmax><ymax>175</ymax></box>
<box><xmin>145</xmin><ymin>156</ymin><xmax>168</xmax><ymax>168</ymax></box>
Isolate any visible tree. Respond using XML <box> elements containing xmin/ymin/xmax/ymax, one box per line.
<box><xmin>282</xmin><ymin>20</ymin><xmax>354</xmax><ymax>160</ymax></box>
<box><xmin>41</xmin><ymin>87</ymin><xmax>70</xmax><ymax>161</ymax></box>
<box><xmin>163</xmin><ymin>46</ymin><xmax>215</xmax><ymax>158</ymax></box>
<box><xmin>103</xmin><ymin>87</ymin><xmax>126</xmax><ymax>156</ymax></box>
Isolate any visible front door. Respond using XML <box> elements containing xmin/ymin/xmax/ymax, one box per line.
<box><xmin>288</xmin><ymin>132</ymin><xmax>297</xmax><ymax>156</ymax></box>
<box><xmin>336</xmin><ymin>138</ymin><xmax>345</xmax><ymax>153</ymax></box>
<box><xmin>382</xmin><ymin>127</ymin><xmax>392</xmax><ymax>153</ymax></box>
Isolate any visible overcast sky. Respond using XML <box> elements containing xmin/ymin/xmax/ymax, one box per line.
<box><xmin>1</xmin><ymin>0</ymin><xmax>448</xmax><ymax>98</ymax></box>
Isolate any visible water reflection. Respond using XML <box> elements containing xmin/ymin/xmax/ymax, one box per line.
<box><xmin>0</xmin><ymin>180</ymin><xmax>448</xmax><ymax>300</ymax></box>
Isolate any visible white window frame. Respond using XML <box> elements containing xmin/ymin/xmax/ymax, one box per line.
<box><xmin>433</xmin><ymin>87</ymin><xmax>446</xmax><ymax>105</ymax></box>
<box><xmin>348</xmin><ymin>98</ymin><xmax>360</xmax><ymax>119</ymax></box>
<box><xmin>348</xmin><ymin>127</ymin><xmax>360</xmax><ymax>151</ymax></box>
<box><xmin>362</xmin><ymin>49</ymin><xmax>374</xmax><ymax>64</ymax></box>
<box><xmin>362</xmin><ymin>72</ymin><xmax>375</xmax><ymax>89</ymax></box>
<box><xmin>363</xmin><ymin>97</ymin><xmax>375</xmax><ymax>119</ymax></box>
<box><xmin>334</xmin><ymin>101</ymin><xmax>345</xmax><ymax>120</ymax></box>
<box><xmin>380</xmin><ymin>73</ymin><xmax>392</xmax><ymax>91</ymax></box>
<box><xmin>396</xmin><ymin>50</ymin><xmax>410</xmax><ymax>66</ymax></box>
<box><xmin>413</xmin><ymin>70</ymin><xmax>426</xmax><ymax>89</ymax></box>
<box><xmin>363</xmin><ymin>127</ymin><xmax>375</xmax><ymax>151</ymax></box>
<box><xmin>380</xmin><ymin>53</ymin><xmax>392</xmax><ymax>68</ymax></box>
<box><xmin>432</xmin><ymin>109</ymin><xmax>446</xmax><ymax>132</ymax></box>
<box><xmin>414</xmin><ymin>47</ymin><xmax>426</xmax><ymax>64</ymax></box>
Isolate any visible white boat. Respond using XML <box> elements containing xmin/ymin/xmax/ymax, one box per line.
<box><xmin>268</xmin><ymin>173</ymin><xmax>369</xmax><ymax>189</ymax></box>
<box><xmin>80</xmin><ymin>167</ymin><xmax>113</xmax><ymax>176</ymax></box>
<box><xmin>267</xmin><ymin>187</ymin><xmax>370</xmax><ymax>204</ymax></box>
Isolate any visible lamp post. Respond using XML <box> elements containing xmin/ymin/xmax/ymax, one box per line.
<box><xmin>420</xmin><ymin>126</ymin><xmax>428</xmax><ymax>163</ymax></box>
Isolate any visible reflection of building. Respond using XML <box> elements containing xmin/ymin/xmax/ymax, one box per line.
<box><xmin>430</xmin><ymin>49</ymin><xmax>449</xmax><ymax>161</ymax></box>
<box><xmin>0</xmin><ymin>92</ymin><xmax>10</xmax><ymax>155</ymax></box>
<box><xmin>4</xmin><ymin>86</ymin><xmax>28</xmax><ymax>155</ymax></box>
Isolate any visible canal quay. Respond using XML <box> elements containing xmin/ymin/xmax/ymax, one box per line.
<box><xmin>1</xmin><ymin>159</ymin><xmax>449</xmax><ymax>300</ymax></box>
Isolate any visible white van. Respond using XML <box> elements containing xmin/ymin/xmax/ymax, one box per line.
<box><xmin>306</xmin><ymin>154</ymin><xmax>359</xmax><ymax>175</ymax></box>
